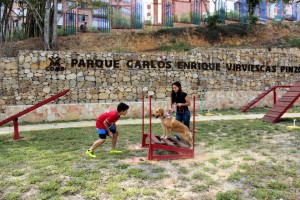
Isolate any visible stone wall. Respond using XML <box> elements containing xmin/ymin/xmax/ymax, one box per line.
<box><xmin>0</xmin><ymin>48</ymin><xmax>299</xmax><ymax>123</ymax></box>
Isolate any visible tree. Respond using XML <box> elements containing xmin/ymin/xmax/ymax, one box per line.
<box><xmin>246</xmin><ymin>0</ymin><xmax>260</xmax><ymax>15</ymax></box>
<box><xmin>1</xmin><ymin>0</ymin><xmax>58</xmax><ymax>50</ymax></box>
<box><xmin>0</xmin><ymin>0</ymin><xmax>14</xmax><ymax>42</ymax></box>
<box><xmin>51</xmin><ymin>0</ymin><xmax>58</xmax><ymax>50</ymax></box>
<box><xmin>200</xmin><ymin>0</ymin><xmax>210</xmax><ymax>16</ymax></box>
<box><xmin>44</xmin><ymin>0</ymin><xmax>51</xmax><ymax>50</ymax></box>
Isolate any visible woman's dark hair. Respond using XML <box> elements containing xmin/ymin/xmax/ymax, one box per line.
<box><xmin>171</xmin><ymin>81</ymin><xmax>182</xmax><ymax>104</ymax></box>
<box><xmin>117</xmin><ymin>102</ymin><xmax>129</xmax><ymax>112</ymax></box>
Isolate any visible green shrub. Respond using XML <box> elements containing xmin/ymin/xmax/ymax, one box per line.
<box><xmin>286</xmin><ymin>37</ymin><xmax>300</xmax><ymax>48</ymax></box>
<box><xmin>154</xmin><ymin>27</ymin><xmax>187</xmax><ymax>36</ymax></box>
<box><xmin>10</xmin><ymin>28</ymin><xmax>27</xmax><ymax>41</ymax></box>
<box><xmin>227</xmin><ymin>10</ymin><xmax>239</xmax><ymax>21</ymax></box>
<box><xmin>57</xmin><ymin>27</ymin><xmax>65</xmax><ymax>36</ymax></box>
<box><xmin>180</xmin><ymin>12</ymin><xmax>191</xmax><ymax>23</ymax></box>
<box><xmin>204</xmin><ymin>14</ymin><xmax>221</xmax><ymax>28</ymax></box>
<box><xmin>112</xmin><ymin>11</ymin><xmax>130</xmax><ymax>28</ymax></box>
<box><xmin>174</xmin><ymin>15</ymin><xmax>178</xmax><ymax>22</ymax></box>
<box><xmin>226</xmin><ymin>23</ymin><xmax>248</xmax><ymax>36</ymax></box>
<box><xmin>158</xmin><ymin>41</ymin><xmax>193</xmax><ymax>52</ymax></box>
<box><xmin>247</xmin><ymin>15</ymin><xmax>259</xmax><ymax>30</ymax></box>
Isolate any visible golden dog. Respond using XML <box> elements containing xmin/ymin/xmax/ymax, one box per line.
<box><xmin>153</xmin><ymin>108</ymin><xmax>192</xmax><ymax>147</ymax></box>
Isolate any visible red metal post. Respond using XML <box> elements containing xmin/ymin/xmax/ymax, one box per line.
<box><xmin>148</xmin><ymin>96</ymin><xmax>153</xmax><ymax>160</ymax></box>
<box><xmin>141</xmin><ymin>95</ymin><xmax>146</xmax><ymax>147</ymax></box>
<box><xmin>192</xmin><ymin>96</ymin><xmax>195</xmax><ymax>157</ymax></box>
<box><xmin>142</xmin><ymin>95</ymin><xmax>144</xmax><ymax>134</ymax></box>
<box><xmin>13</xmin><ymin>118</ymin><xmax>20</xmax><ymax>140</ymax></box>
<box><xmin>273</xmin><ymin>87</ymin><xmax>277</xmax><ymax>105</ymax></box>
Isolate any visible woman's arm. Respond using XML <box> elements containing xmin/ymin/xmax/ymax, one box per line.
<box><xmin>177</xmin><ymin>95</ymin><xmax>191</xmax><ymax>107</ymax></box>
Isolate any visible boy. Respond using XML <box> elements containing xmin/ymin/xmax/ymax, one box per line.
<box><xmin>86</xmin><ymin>102</ymin><xmax>129</xmax><ymax>158</ymax></box>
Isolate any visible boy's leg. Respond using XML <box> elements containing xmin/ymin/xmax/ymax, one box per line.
<box><xmin>109</xmin><ymin>126</ymin><xmax>122</xmax><ymax>154</ymax></box>
<box><xmin>111</xmin><ymin>131</ymin><xmax>118</xmax><ymax>150</ymax></box>
<box><xmin>90</xmin><ymin>139</ymin><xmax>106</xmax><ymax>151</ymax></box>
<box><xmin>86</xmin><ymin>129</ymin><xmax>107</xmax><ymax>158</ymax></box>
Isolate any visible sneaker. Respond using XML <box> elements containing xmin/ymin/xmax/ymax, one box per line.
<box><xmin>110</xmin><ymin>149</ymin><xmax>122</xmax><ymax>154</ymax></box>
<box><xmin>86</xmin><ymin>149</ymin><xmax>96</xmax><ymax>158</ymax></box>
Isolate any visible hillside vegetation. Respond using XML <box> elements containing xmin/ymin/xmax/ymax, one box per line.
<box><xmin>0</xmin><ymin>21</ymin><xmax>300</xmax><ymax>58</ymax></box>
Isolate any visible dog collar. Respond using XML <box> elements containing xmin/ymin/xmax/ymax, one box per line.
<box><xmin>165</xmin><ymin>114</ymin><xmax>171</xmax><ymax>119</ymax></box>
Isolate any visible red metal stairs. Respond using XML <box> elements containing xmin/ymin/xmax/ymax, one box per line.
<box><xmin>241</xmin><ymin>86</ymin><xmax>276</xmax><ymax>112</ymax></box>
<box><xmin>141</xmin><ymin>95</ymin><xmax>195</xmax><ymax>160</ymax></box>
<box><xmin>262</xmin><ymin>79</ymin><xmax>300</xmax><ymax>123</ymax></box>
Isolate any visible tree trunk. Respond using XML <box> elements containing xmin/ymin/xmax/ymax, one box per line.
<box><xmin>201</xmin><ymin>0</ymin><xmax>210</xmax><ymax>16</ymax></box>
<box><xmin>1</xmin><ymin>1</ymin><xmax>14</xmax><ymax>42</ymax></box>
<box><xmin>24</xmin><ymin>0</ymin><xmax>45</xmax><ymax>37</ymax></box>
<box><xmin>51</xmin><ymin>0</ymin><xmax>58</xmax><ymax>50</ymax></box>
<box><xmin>212</xmin><ymin>0</ymin><xmax>217</xmax><ymax>14</ymax></box>
<box><xmin>44</xmin><ymin>0</ymin><xmax>51</xmax><ymax>50</ymax></box>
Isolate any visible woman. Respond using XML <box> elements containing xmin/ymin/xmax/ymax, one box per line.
<box><xmin>169</xmin><ymin>81</ymin><xmax>191</xmax><ymax>129</ymax></box>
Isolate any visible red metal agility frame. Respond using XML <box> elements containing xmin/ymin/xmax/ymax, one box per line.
<box><xmin>141</xmin><ymin>95</ymin><xmax>195</xmax><ymax>160</ymax></box>
<box><xmin>0</xmin><ymin>89</ymin><xmax>70</xmax><ymax>140</ymax></box>
<box><xmin>241</xmin><ymin>86</ymin><xmax>291</xmax><ymax>112</ymax></box>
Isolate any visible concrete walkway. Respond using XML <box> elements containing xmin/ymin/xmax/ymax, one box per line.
<box><xmin>1</xmin><ymin>113</ymin><xmax>300</xmax><ymax>135</ymax></box>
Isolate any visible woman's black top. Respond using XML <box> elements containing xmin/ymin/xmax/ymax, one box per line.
<box><xmin>172</xmin><ymin>91</ymin><xmax>189</xmax><ymax>112</ymax></box>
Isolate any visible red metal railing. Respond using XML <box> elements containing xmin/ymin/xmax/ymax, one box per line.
<box><xmin>0</xmin><ymin>89</ymin><xmax>70</xmax><ymax>140</ymax></box>
<box><xmin>241</xmin><ymin>86</ymin><xmax>291</xmax><ymax>112</ymax></box>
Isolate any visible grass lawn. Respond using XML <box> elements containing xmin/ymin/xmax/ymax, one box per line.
<box><xmin>0</xmin><ymin>118</ymin><xmax>299</xmax><ymax>200</ymax></box>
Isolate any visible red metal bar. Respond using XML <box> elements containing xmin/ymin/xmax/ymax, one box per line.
<box><xmin>0</xmin><ymin>89</ymin><xmax>70</xmax><ymax>140</ymax></box>
<box><xmin>148</xmin><ymin>96</ymin><xmax>153</xmax><ymax>160</ymax></box>
<box><xmin>0</xmin><ymin>89</ymin><xmax>70</xmax><ymax>126</ymax></box>
<box><xmin>151</xmin><ymin>143</ymin><xmax>193</xmax><ymax>153</ymax></box>
<box><xmin>150</xmin><ymin>153</ymin><xmax>193</xmax><ymax>160</ymax></box>
<box><xmin>192</xmin><ymin>96</ymin><xmax>195</xmax><ymax>157</ymax></box>
<box><xmin>141</xmin><ymin>95</ymin><xmax>146</xmax><ymax>147</ymax></box>
<box><xmin>142</xmin><ymin>95</ymin><xmax>144</xmax><ymax>131</ymax></box>
<box><xmin>13</xmin><ymin>118</ymin><xmax>20</xmax><ymax>140</ymax></box>
<box><xmin>273</xmin><ymin>88</ymin><xmax>277</xmax><ymax>105</ymax></box>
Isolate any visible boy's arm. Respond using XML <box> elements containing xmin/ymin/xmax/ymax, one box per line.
<box><xmin>104</xmin><ymin>121</ymin><xmax>113</xmax><ymax>138</ymax></box>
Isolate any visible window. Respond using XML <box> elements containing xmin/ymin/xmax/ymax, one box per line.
<box><xmin>78</xmin><ymin>14</ymin><xmax>88</xmax><ymax>22</ymax></box>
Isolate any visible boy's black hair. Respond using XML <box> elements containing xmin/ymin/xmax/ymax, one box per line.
<box><xmin>117</xmin><ymin>102</ymin><xmax>129</xmax><ymax>112</ymax></box>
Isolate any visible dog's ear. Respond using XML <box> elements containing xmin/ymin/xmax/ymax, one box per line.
<box><xmin>159</xmin><ymin>108</ymin><xmax>164</xmax><ymax>115</ymax></box>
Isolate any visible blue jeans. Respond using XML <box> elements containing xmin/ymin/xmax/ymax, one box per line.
<box><xmin>176</xmin><ymin>110</ymin><xmax>191</xmax><ymax>129</ymax></box>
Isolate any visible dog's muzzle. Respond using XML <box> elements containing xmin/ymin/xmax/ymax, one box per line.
<box><xmin>152</xmin><ymin>114</ymin><xmax>159</xmax><ymax>118</ymax></box>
